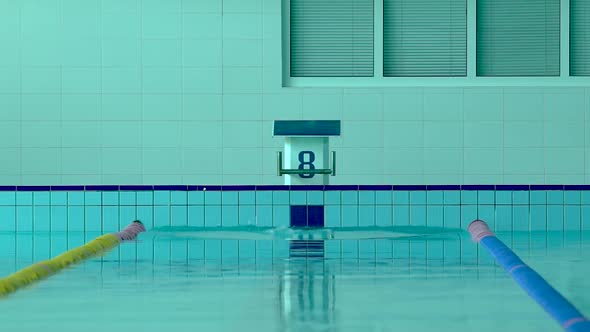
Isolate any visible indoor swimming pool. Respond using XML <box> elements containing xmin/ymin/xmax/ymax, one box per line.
<box><xmin>1</xmin><ymin>186</ymin><xmax>589</xmax><ymax>331</ymax></box>
<box><xmin>2</xmin><ymin>0</ymin><xmax>590</xmax><ymax>330</ymax></box>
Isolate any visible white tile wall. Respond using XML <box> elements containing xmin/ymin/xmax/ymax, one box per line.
<box><xmin>0</xmin><ymin>1</ymin><xmax>588</xmax><ymax>185</ymax></box>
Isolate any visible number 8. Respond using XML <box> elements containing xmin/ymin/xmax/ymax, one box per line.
<box><xmin>298</xmin><ymin>151</ymin><xmax>315</xmax><ymax>178</ymax></box>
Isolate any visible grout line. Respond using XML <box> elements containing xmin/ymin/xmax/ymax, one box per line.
<box><xmin>585</xmin><ymin>87</ymin><xmax>588</xmax><ymax>183</ymax></box>
<box><xmin>98</xmin><ymin>0</ymin><xmax>104</xmax><ymax>184</ymax></box>
<box><xmin>563</xmin><ymin>190</ymin><xmax>566</xmax><ymax>233</ymax></box>
<box><xmin>203</xmin><ymin>190</ymin><xmax>206</xmax><ymax>258</ymax></box>
<box><xmin>220</xmin><ymin>0</ymin><xmax>225</xmax><ymax>185</ymax></box>
<box><xmin>58</xmin><ymin>0</ymin><xmax>63</xmax><ymax>185</ymax></box>
<box><xmin>83</xmin><ymin>190</ymin><xmax>86</xmax><ymax>234</ymax></box>
<box><xmin>13</xmin><ymin>192</ymin><xmax>17</xmax><ymax>268</ymax></box>
<box><xmin>461</xmin><ymin>88</ymin><xmax>465</xmax><ymax>184</ymax></box>
<box><xmin>261</xmin><ymin>2</ymin><xmax>265</xmax><ymax>184</ymax></box>
<box><xmin>139</xmin><ymin>0</ymin><xmax>144</xmax><ymax>185</ymax></box>
<box><xmin>17</xmin><ymin>2</ymin><xmax>23</xmax><ymax>186</ymax></box>
<box><xmin>180</xmin><ymin>0</ymin><xmax>186</xmax><ymax>186</ymax></box>
<box><xmin>543</xmin><ymin>90</ymin><xmax>547</xmax><ymax>184</ymax></box>
<box><xmin>152</xmin><ymin>191</ymin><xmax>155</xmax><ymax>263</ymax></box>
<box><xmin>501</xmin><ymin>87</ymin><xmax>505</xmax><ymax>184</ymax></box>
<box><xmin>168</xmin><ymin>191</ymin><xmax>172</xmax><ymax>262</ymax></box>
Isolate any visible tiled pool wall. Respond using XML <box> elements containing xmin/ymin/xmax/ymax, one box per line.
<box><xmin>1</xmin><ymin>185</ymin><xmax>590</xmax><ymax>233</ymax></box>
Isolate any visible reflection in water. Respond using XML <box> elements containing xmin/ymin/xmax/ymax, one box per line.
<box><xmin>288</xmin><ymin>240</ymin><xmax>325</xmax><ymax>259</ymax></box>
<box><xmin>278</xmin><ymin>240</ymin><xmax>336</xmax><ymax>332</ymax></box>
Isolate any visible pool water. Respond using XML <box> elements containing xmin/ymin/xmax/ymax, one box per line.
<box><xmin>0</xmin><ymin>229</ymin><xmax>589</xmax><ymax>332</ymax></box>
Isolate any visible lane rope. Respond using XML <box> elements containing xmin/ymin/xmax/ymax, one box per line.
<box><xmin>468</xmin><ymin>220</ymin><xmax>590</xmax><ymax>332</ymax></box>
<box><xmin>0</xmin><ymin>220</ymin><xmax>145</xmax><ymax>298</ymax></box>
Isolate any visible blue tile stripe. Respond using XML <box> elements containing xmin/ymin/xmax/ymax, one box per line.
<box><xmin>2</xmin><ymin>184</ymin><xmax>590</xmax><ymax>191</ymax></box>
<box><xmin>496</xmin><ymin>185</ymin><xmax>530</xmax><ymax>191</ymax></box>
<box><xmin>17</xmin><ymin>186</ymin><xmax>51</xmax><ymax>191</ymax></box>
<box><xmin>199</xmin><ymin>185</ymin><xmax>222</xmax><ymax>191</ymax></box>
<box><xmin>392</xmin><ymin>185</ymin><xmax>427</xmax><ymax>190</ymax></box>
<box><xmin>221</xmin><ymin>185</ymin><xmax>257</xmax><ymax>191</ymax></box>
<box><xmin>530</xmin><ymin>185</ymin><xmax>565</xmax><ymax>191</ymax></box>
<box><xmin>461</xmin><ymin>185</ymin><xmax>495</xmax><ymax>191</ymax></box>
<box><xmin>564</xmin><ymin>185</ymin><xmax>590</xmax><ymax>190</ymax></box>
<box><xmin>50</xmin><ymin>185</ymin><xmax>84</xmax><ymax>191</ymax></box>
<box><xmin>153</xmin><ymin>185</ymin><xmax>188</xmax><ymax>191</ymax></box>
<box><xmin>256</xmin><ymin>185</ymin><xmax>290</xmax><ymax>191</ymax></box>
<box><xmin>291</xmin><ymin>185</ymin><xmax>324</xmax><ymax>191</ymax></box>
<box><xmin>426</xmin><ymin>185</ymin><xmax>461</xmax><ymax>190</ymax></box>
<box><xmin>120</xmin><ymin>185</ymin><xmax>153</xmax><ymax>191</ymax></box>
<box><xmin>85</xmin><ymin>185</ymin><xmax>119</xmax><ymax>191</ymax></box>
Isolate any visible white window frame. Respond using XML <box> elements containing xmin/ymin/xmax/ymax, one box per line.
<box><xmin>282</xmin><ymin>0</ymin><xmax>590</xmax><ymax>87</ymax></box>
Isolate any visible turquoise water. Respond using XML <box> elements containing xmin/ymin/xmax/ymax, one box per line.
<box><xmin>0</xmin><ymin>229</ymin><xmax>589</xmax><ymax>332</ymax></box>
<box><xmin>149</xmin><ymin>225</ymin><xmax>464</xmax><ymax>240</ymax></box>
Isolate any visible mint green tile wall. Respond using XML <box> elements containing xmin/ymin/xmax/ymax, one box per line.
<box><xmin>0</xmin><ymin>0</ymin><xmax>588</xmax><ymax>185</ymax></box>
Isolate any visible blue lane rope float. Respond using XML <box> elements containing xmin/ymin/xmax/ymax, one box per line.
<box><xmin>0</xmin><ymin>220</ymin><xmax>146</xmax><ymax>298</ymax></box>
<box><xmin>468</xmin><ymin>220</ymin><xmax>590</xmax><ymax>332</ymax></box>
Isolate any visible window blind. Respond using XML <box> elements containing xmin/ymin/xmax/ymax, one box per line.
<box><xmin>476</xmin><ymin>0</ymin><xmax>560</xmax><ymax>76</ymax></box>
<box><xmin>383</xmin><ymin>0</ymin><xmax>467</xmax><ymax>77</ymax></box>
<box><xmin>571</xmin><ymin>0</ymin><xmax>590</xmax><ymax>76</ymax></box>
<box><xmin>290</xmin><ymin>0</ymin><xmax>374</xmax><ymax>77</ymax></box>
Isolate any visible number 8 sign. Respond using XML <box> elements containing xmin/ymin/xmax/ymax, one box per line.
<box><xmin>297</xmin><ymin>151</ymin><xmax>316</xmax><ymax>178</ymax></box>
<box><xmin>273</xmin><ymin>120</ymin><xmax>340</xmax><ymax>185</ymax></box>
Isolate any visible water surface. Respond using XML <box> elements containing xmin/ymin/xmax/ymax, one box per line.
<box><xmin>0</xmin><ymin>229</ymin><xmax>588</xmax><ymax>332</ymax></box>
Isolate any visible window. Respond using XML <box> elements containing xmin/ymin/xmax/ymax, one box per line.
<box><xmin>383</xmin><ymin>0</ymin><xmax>467</xmax><ymax>77</ymax></box>
<box><xmin>285</xmin><ymin>0</ymin><xmax>590</xmax><ymax>85</ymax></box>
<box><xmin>570</xmin><ymin>0</ymin><xmax>590</xmax><ymax>76</ymax></box>
<box><xmin>290</xmin><ymin>0</ymin><xmax>375</xmax><ymax>77</ymax></box>
<box><xmin>476</xmin><ymin>0</ymin><xmax>560</xmax><ymax>76</ymax></box>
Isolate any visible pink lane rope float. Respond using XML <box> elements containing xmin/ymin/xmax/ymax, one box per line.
<box><xmin>0</xmin><ymin>220</ymin><xmax>146</xmax><ymax>298</ymax></box>
<box><xmin>115</xmin><ymin>221</ymin><xmax>146</xmax><ymax>241</ymax></box>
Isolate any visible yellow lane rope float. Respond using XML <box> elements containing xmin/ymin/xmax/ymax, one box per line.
<box><xmin>0</xmin><ymin>220</ymin><xmax>146</xmax><ymax>298</ymax></box>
